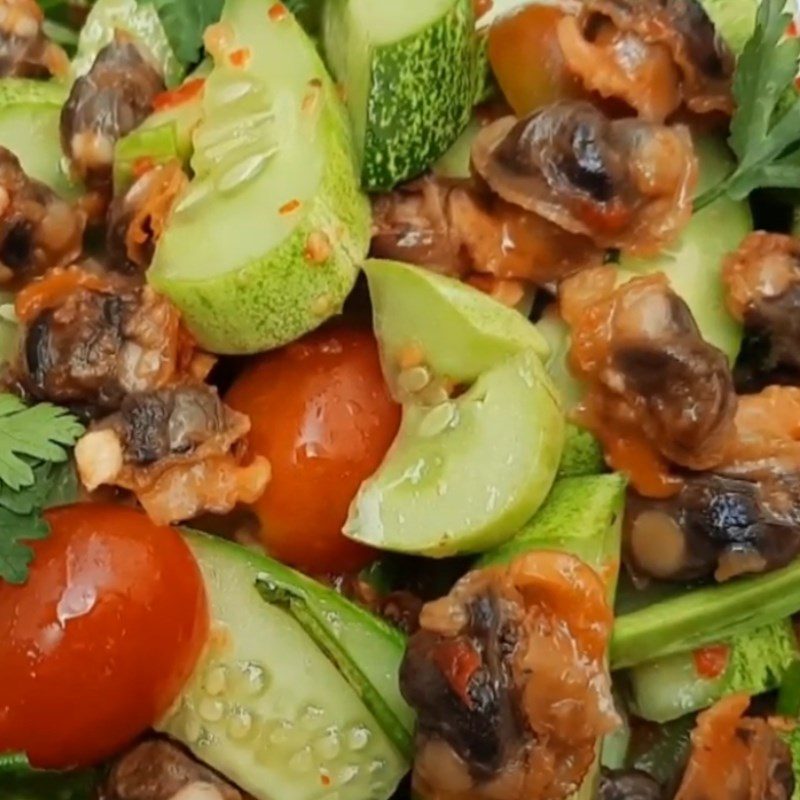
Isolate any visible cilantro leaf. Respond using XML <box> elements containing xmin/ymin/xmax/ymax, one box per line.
<box><xmin>0</xmin><ymin>394</ymin><xmax>84</xmax><ymax>491</ymax></box>
<box><xmin>0</xmin><ymin>752</ymin><xmax>101</xmax><ymax>800</ymax></box>
<box><xmin>0</xmin><ymin>509</ymin><xmax>49</xmax><ymax>585</ymax></box>
<box><xmin>0</xmin><ymin>460</ymin><xmax>80</xmax><ymax>515</ymax></box>
<box><xmin>695</xmin><ymin>0</ymin><xmax>800</xmax><ymax>208</ymax></box>
<box><xmin>149</xmin><ymin>0</ymin><xmax>224</xmax><ymax>66</ymax></box>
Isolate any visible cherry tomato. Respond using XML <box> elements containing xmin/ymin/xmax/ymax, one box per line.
<box><xmin>226</xmin><ymin>323</ymin><xmax>401</xmax><ymax>574</ymax></box>
<box><xmin>488</xmin><ymin>5</ymin><xmax>584</xmax><ymax>116</ymax></box>
<box><xmin>0</xmin><ymin>505</ymin><xmax>208</xmax><ymax>769</ymax></box>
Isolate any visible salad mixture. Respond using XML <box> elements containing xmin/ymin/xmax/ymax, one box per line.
<box><xmin>3</xmin><ymin>0</ymin><xmax>800</xmax><ymax>799</ymax></box>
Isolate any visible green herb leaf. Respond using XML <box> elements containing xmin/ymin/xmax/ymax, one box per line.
<box><xmin>0</xmin><ymin>509</ymin><xmax>49</xmax><ymax>585</ymax></box>
<box><xmin>695</xmin><ymin>0</ymin><xmax>800</xmax><ymax>208</ymax></box>
<box><xmin>0</xmin><ymin>460</ymin><xmax>78</xmax><ymax>516</ymax></box>
<box><xmin>0</xmin><ymin>752</ymin><xmax>102</xmax><ymax>800</ymax></box>
<box><xmin>0</xmin><ymin>394</ymin><xmax>83</xmax><ymax>491</ymax></box>
<box><xmin>149</xmin><ymin>0</ymin><xmax>224</xmax><ymax>66</ymax></box>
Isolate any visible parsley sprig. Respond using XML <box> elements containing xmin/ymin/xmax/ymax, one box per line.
<box><xmin>0</xmin><ymin>394</ymin><xmax>83</xmax><ymax>585</ymax></box>
<box><xmin>695</xmin><ymin>0</ymin><xmax>800</xmax><ymax>210</ymax></box>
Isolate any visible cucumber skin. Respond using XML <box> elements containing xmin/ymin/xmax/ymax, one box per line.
<box><xmin>149</xmin><ymin>90</ymin><xmax>370</xmax><ymax>355</ymax></box>
<box><xmin>477</xmin><ymin>473</ymin><xmax>626</xmax><ymax>572</ymax></box>
<box><xmin>627</xmin><ymin>620</ymin><xmax>799</xmax><ymax>724</ymax></box>
<box><xmin>361</xmin><ymin>0</ymin><xmax>478</xmax><ymax>191</ymax></box>
<box><xmin>558</xmin><ymin>424</ymin><xmax>606</xmax><ymax>478</ymax></box>
<box><xmin>158</xmin><ymin>531</ymin><xmax>411</xmax><ymax>800</ymax></box>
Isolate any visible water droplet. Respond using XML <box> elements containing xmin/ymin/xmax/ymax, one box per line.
<box><xmin>199</xmin><ymin>697</ymin><xmax>225</xmax><ymax>723</ymax></box>
<box><xmin>314</xmin><ymin>730</ymin><xmax>341</xmax><ymax>761</ymax></box>
<box><xmin>227</xmin><ymin>709</ymin><xmax>254</xmax><ymax>741</ymax></box>
<box><xmin>239</xmin><ymin>661</ymin><xmax>268</xmax><ymax>696</ymax></box>
<box><xmin>299</xmin><ymin>705</ymin><xmax>325</xmax><ymax>729</ymax></box>
<box><xmin>338</xmin><ymin>765</ymin><xmax>359</xmax><ymax>785</ymax></box>
<box><xmin>269</xmin><ymin>720</ymin><xmax>294</xmax><ymax>745</ymax></box>
<box><xmin>289</xmin><ymin>746</ymin><xmax>314</xmax><ymax>774</ymax></box>
<box><xmin>57</xmin><ymin>583</ymin><xmax>97</xmax><ymax>626</ymax></box>
<box><xmin>418</xmin><ymin>402</ymin><xmax>456</xmax><ymax>438</ymax></box>
<box><xmin>203</xmin><ymin>665</ymin><xmax>228</xmax><ymax>697</ymax></box>
<box><xmin>347</xmin><ymin>726</ymin><xmax>370</xmax><ymax>751</ymax></box>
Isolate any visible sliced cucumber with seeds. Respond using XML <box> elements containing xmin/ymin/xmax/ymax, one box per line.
<box><xmin>114</xmin><ymin>61</ymin><xmax>211</xmax><ymax>189</ymax></box>
<box><xmin>345</xmin><ymin>261</ymin><xmax>563</xmax><ymax>557</ymax></box>
<box><xmin>159</xmin><ymin>531</ymin><xmax>410</xmax><ymax>800</ymax></box>
<box><xmin>322</xmin><ymin>0</ymin><xmax>479</xmax><ymax>190</ymax></box>
<box><xmin>0</xmin><ymin>79</ymin><xmax>80</xmax><ymax>198</ymax></box>
<box><xmin>73</xmin><ymin>0</ymin><xmax>183</xmax><ymax>86</ymax></box>
<box><xmin>149</xmin><ymin>0</ymin><xmax>370</xmax><ymax>354</ymax></box>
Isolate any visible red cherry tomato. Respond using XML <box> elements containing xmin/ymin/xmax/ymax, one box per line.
<box><xmin>0</xmin><ymin>505</ymin><xmax>208</xmax><ymax>769</ymax></box>
<box><xmin>226</xmin><ymin>322</ymin><xmax>401</xmax><ymax>574</ymax></box>
<box><xmin>488</xmin><ymin>5</ymin><xmax>584</xmax><ymax>116</ymax></box>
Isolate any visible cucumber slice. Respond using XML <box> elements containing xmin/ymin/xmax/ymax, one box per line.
<box><xmin>477</xmin><ymin>473</ymin><xmax>625</xmax><ymax>573</ymax></box>
<box><xmin>364</xmin><ymin>259</ymin><xmax>549</xmax><ymax>388</ymax></box>
<box><xmin>627</xmin><ymin>620</ymin><xmax>799</xmax><ymax>723</ymax></box>
<box><xmin>149</xmin><ymin>0</ymin><xmax>370</xmax><ymax>355</ymax></box>
<box><xmin>345</xmin><ymin>261</ymin><xmax>563</xmax><ymax>557</ymax></box>
<box><xmin>113</xmin><ymin>61</ymin><xmax>211</xmax><ymax>189</ymax></box>
<box><xmin>611</xmin><ymin>557</ymin><xmax>800</xmax><ymax>670</ymax></box>
<box><xmin>322</xmin><ymin>0</ymin><xmax>479</xmax><ymax>190</ymax></box>
<box><xmin>159</xmin><ymin>531</ymin><xmax>410</xmax><ymax>800</ymax></box>
<box><xmin>347</xmin><ymin>351</ymin><xmax>564</xmax><ymax>556</ymax></box>
<box><xmin>73</xmin><ymin>0</ymin><xmax>183</xmax><ymax>87</ymax></box>
<box><xmin>0</xmin><ymin>79</ymin><xmax>80</xmax><ymax>199</ymax></box>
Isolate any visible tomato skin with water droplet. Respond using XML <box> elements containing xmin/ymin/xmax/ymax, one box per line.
<box><xmin>0</xmin><ymin>505</ymin><xmax>208</xmax><ymax>769</ymax></box>
<box><xmin>226</xmin><ymin>322</ymin><xmax>401</xmax><ymax>575</ymax></box>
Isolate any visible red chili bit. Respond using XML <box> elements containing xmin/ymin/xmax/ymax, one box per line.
<box><xmin>693</xmin><ymin>644</ymin><xmax>730</xmax><ymax>680</ymax></box>
<box><xmin>268</xmin><ymin>2</ymin><xmax>288</xmax><ymax>21</ymax></box>
<box><xmin>432</xmin><ymin>640</ymin><xmax>482</xmax><ymax>706</ymax></box>
<box><xmin>229</xmin><ymin>47</ymin><xmax>251</xmax><ymax>68</ymax></box>
<box><xmin>320</xmin><ymin>775</ymin><xmax>331</xmax><ymax>787</ymax></box>
<box><xmin>788</xmin><ymin>19</ymin><xmax>798</xmax><ymax>37</ymax></box>
<box><xmin>279</xmin><ymin>199</ymin><xmax>301</xmax><ymax>215</ymax></box>
<box><xmin>132</xmin><ymin>156</ymin><xmax>156</xmax><ymax>179</ymax></box>
<box><xmin>152</xmin><ymin>78</ymin><xmax>206</xmax><ymax>112</ymax></box>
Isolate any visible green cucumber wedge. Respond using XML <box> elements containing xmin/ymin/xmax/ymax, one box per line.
<box><xmin>322</xmin><ymin>0</ymin><xmax>478</xmax><ymax>190</ymax></box>
<box><xmin>113</xmin><ymin>61</ymin><xmax>211</xmax><ymax>190</ymax></box>
<box><xmin>148</xmin><ymin>0</ymin><xmax>370</xmax><ymax>354</ymax></box>
<box><xmin>612</xmin><ymin>557</ymin><xmax>800</xmax><ymax>670</ymax></box>
<box><xmin>73</xmin><ymin>0</ymin><xmax>183</xmax><ymax>86</ymax></box>
<box><xmin>627</xmin><ymin>619</ymin><xmax>800</xmax><ymax>723</ymax></box>
<box><xmin>159</xmin><ymin>531</ymin><xmax>411</xmax><ymax>800</ymax></box>
<box><xmin>0</xmin><ymin>292</ymin><xmax>18</xmax><ymax>371</ymax></box>
<box><xmin>0</xmin><ymin>80</ymin><xmax>80</xmax><ymax>199</ymax></box>
<box><xmin>345</xmin><ymin>261</ymin><xmax>563</xmax><ymax>557</ymax></box>
<box><xmin>346</xmin><ymin>350</ymin><xmax>564</xmax><ymax>557</ymax></box>
<box><xmin>477</xmin><ymin>473</ymin><xmax>625</xmax><ymax>572</ymax></box>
